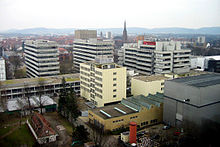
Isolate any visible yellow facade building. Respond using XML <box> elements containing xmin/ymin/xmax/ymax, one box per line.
<box><xmin>88</xmin><ymin>93</ymin><xmax>163</xmax><ymax>131</ymax></box>
<box><xmin>80</xmin><ymin>57</ymin><xmax>126</xmax><ymax>107</ymax></box>
<box><xmin>131</xmin><ymin>75</ymin><xmax>169</xmax><ymax>96</ymax></box>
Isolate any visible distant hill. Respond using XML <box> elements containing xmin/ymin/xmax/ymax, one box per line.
<box><xmin>2</xmin><ymin>27</ymin><xmax>220</xmax><ymax>35</ymax></box>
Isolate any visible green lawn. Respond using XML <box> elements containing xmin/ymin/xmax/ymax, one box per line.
<box><xmin>57</xmin><ymin>114</ymin><xmax>73</xmax><ymax>135</ymax></box>
<box><xmin>0</xmin><ymin>124</ymin><xmax>35</xmax><ymax>147</ymax></box>
<box><xmin>0</xmin><ymin>126</ymin><xmax>13</xmax><ymax>136</ymax></box>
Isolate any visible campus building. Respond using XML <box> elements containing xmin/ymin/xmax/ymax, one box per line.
<box><xmin>24</xmin><ymin>40</ymin><xmax>60</xmax><ymax>77</ymax></box>
<box><xmin>163</xmin><ymin>73</ymin><xmax>220</xmax><ymax>127</ymax></box>
<box><xmin>73</xmin><ymin>39</ymin><xmax>113</xmax><ymax>71</ymax></box>
<box><xmin>74</xmin><ymin>30</ymin><xmax>97</xmax><ymax>39</ymax></box>
<box><xmin>88</xmin><ymin>93</ymin><xmax>164</xmax><ymax>131</ymax></box>
<box><xmin>0</xmin><ymin>57</ymin><xmax>6</xmax><ymax>81</ymax></box>
<box><xmin>80</xmin><ymin>57</ymin><xmax>126</xmax><ymax>107</ymax></box>
<box><xmin>123</xmin><ymin>41</ymin><xmax>191</xmax><ymax>75</ymax></box>
<box><xmin>131</xmin><ymin>75</ymin><xmax>169</xmax><ymax>96</ymax></box>
<box><xmin>0</xmin><ymin>74</ymin><xmax>80</xmax><ymax>99</ymax></box>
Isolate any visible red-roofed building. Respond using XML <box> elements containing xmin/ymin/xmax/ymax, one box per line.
<box><xmin>27</xmin><ymin>112</ymin><xmax>58</xmax><ymax>144</ymax></box>
<box><xmin>58</xmin><ymin>48</ymin><xmax>72</xmax><ymax>61</ymax></box>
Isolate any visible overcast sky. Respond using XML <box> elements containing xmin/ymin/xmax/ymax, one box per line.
<box><xmin>0</xmin><ymin>0</ymin><xmax>220</xmax><ymax>31</ymax></box>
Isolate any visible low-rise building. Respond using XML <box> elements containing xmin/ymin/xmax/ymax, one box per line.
<box><xmin>163</xmin><ymin>73</ymin><xmax>220</xmax><ymax>127</ymax></box>
<box><xmin>0</xmin><ymin>95</ymin><xmax>57</xmax><ymax>114</ymax></box>
<box><xmin>131</xmin><ymin>75</ymin><xmax>169</xmax><ymax>96</ymax></box>
<box><xmin>27</xmin><ymin>112</ymin><xmax>58</xmax><ymax>144</ymax></box>
<box><xmin>0</xmin><ymin>74</ymin><xmax>80</xmax><ymax>99</ymax></box>
<box><xmin>88</xmin><ymin>93</ymin><xmax>163</xmax><ymax>131</ymax></box>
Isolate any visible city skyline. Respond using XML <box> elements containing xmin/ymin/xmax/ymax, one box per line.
<box><xmin>0</xmin><ymin>0</ymin><xmax>220</xmax><ymax>31</ymax></box>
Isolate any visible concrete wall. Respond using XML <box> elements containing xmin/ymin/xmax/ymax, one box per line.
<box><xmin>131</xmin><ymin>78</ymin><xmax>164</xmax><ymax>96</ymax></box>
<box><xmin>164</xmin><ymin>80</ymin><xmax>220</xmax><ymax>126</ymax></box>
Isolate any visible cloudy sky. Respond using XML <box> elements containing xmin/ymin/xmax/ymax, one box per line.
<box><xmin>0</xmin><ymin>0</ymin><xmax>219</xmax><ymax>31</ymax></box>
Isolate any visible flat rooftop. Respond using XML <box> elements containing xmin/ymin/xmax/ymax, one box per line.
<box><xmin>0</xmin><ymin>73</ymin><xmax>80</xmax><ymax>89</ymax></box>
<box><xmin>133</xmin><ymin>75</ymin><xmax>169</xmax><ymax>82</ymax></box>
<box><xmin>171</xmin><ymin>73</ymin><xmax>220</xmax><ymax>87</ymax></box>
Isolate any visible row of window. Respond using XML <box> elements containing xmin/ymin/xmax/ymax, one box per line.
<box><xmin>130</xmin><ymin>116</ymin><xmax>138</xmax><ymax>119</ymax></box>
<box><xmin>113</xmin><ymin>119</ymin><xmax>124</xmax><ymax>123</ymax></box>
<box><xmin>95</xmin><ymin>93</ymin><xmax>102</xmax><ymax>99</ymax></box>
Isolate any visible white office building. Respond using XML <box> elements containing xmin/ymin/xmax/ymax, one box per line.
<box><xmin>24</xmin><ymin>40</ymin><xmax>60</xmax><ymax>78</ymax></box>
<box><xmin>73</xmin><ymin>39</ymin><xmax>113</xmax><ymax>71</ymax></box>
<box><xmin>123</xmin><ymin>41</ymin><xmax>191</xmax><ymax>75</ymax></box>
<box><xmin>0</xmin><ymin>58</ymin><xmax>6</xmax><ymax>81</ymax></box>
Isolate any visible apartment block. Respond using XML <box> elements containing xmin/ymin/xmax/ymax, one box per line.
<box><xmin>73</xmin><ymin>39</ymin><xmax>113</xmax><ymax>71</ymax></box>
<box><xmin>123</xmin><ymin>41</ymin><xmax>191</xmax><ymax>75</ymax></box>
<box><xmin>0</xmin><ymin>57</ymin><xmax>6</xmax><ymax>81</ymax></box>
<box><xmin>0</xmin><ymin>74</ymin><xmax>80</xmax><ymax>99</ymax></box>
<box><xmin>80</xmin><ymin>57</ymin><xmax>126</xmax><ymax>107</ymax></box>
<box><xmin>131</xmin><ymin>75</ymin><xmax>169</xmax><ymax>96</ymax></box>
<box><xmin>24</xmin><ymin>40</ymin><xmax>60</xmax><ymax>77</ymax></box>
<box><xmin>74</xmin><ymin>30</ymin><xmax>97</xmax><ymax>39</ymax></box>
<box><xmin>88</xmin><ymin>93</ymin><xmax>164</xmax><ymax>131</ymax></box>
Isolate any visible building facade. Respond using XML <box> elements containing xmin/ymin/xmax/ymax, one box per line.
<box><xmin>88</xmin><ymin>93</ymin><xmax>163</xmax><ymax>131</ymax></box>
<box><xmin>73</xmin><ymin>39</ymin><xmax>113</xmax><ymax>71</ymax></box>
<box><xmin>163</xmin><ymin>73</ymin><xmax>220</xmax><ymax>127</ymax></box>
<box><xmin>24</xmin><ymin>40</ymin><xmax>60</xmax><ymax>77</ymax></box>
<box><xmin>123</xmin><ymin>41</ymin><xmax>191</xmax><ymax>75</ymax></box>
<box><xmin>0</xmin><ymin>74</ymin><xmax>80</xmax><ymax>99</ymax></box>
<box><xmin>131</xmin><ymin>75</ymin><xmax>169</xmax><ymax>96</ymax></box>
<box><xmin>80</xmin><ymin>57</ymin><xmax>126</xmax><ymax>107</ymax></box>
<box><xmin>0</xmin><ymin>57</ymin><xmax>6</xmax><ymax>81</ymax></box>
<box><xmin>74</xmin><ymin>30</ymin><xmax>97</xmax><ymax>39</ymax></box>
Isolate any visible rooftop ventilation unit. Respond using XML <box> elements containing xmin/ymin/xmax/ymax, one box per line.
<box><xmin>100</xmin><ymin>110</ymin><xmax>111</xmax><ymax>118</ymax></box>
<box><xmin>114</xmin><ymin>107</ymin><xmax>127</xmax><ymax>114</ymax></box>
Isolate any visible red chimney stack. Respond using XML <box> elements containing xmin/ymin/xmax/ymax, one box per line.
<box><xmin>129</xmin><ymin>122</ymin><xmax>137</xmax><ymax>144</ymax></box>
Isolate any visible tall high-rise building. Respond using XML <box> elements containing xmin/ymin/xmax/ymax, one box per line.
<box><xmin>122</xmin><ymin>21</ymin><xmax>128</xmax><ymax>43</ymax></box>
<box><xmin>75</xmin><ymin>30</ymin><xmax>97</xmax><ymax>39</ymax></box>
<box><xmin>80</xmin><ymin>56</ymin><xmax>126</xmax><ymax>107</ymax></box>
<box><xmin>0</xmin><ymin>57</ymin><xmax>6</xmax><ymax>81</ymax></box>
<box><xmin>105</xmin><ymin>32</ymin><xmax>112</xmax><ymax>39</ymax></box>
<box><xmin>73</xmin><ymin>39</ymin><xmax>113</xmax><ymax>71</ymax></box>
<box><xmin>123</xmin><ymin>41</ymin><xmax>191</xmax><ymax>75</ymax></box>
<box><xmin>24</xmin><ymin>40</ymin><xmax>60</xmax><ymax>78</ymax></box>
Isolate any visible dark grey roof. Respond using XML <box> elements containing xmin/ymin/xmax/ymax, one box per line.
<box><xmin>171</xmin><ymin>73</ymin><xmax>220</xmax><ymax>87</ymax></box>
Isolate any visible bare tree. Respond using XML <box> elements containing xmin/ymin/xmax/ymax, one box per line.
<box><xmin>36</xmin><ymin>78</ymin><xmax>46</xmax><ymax>114</ymax></box>
<box><xmin>90</xmin><ymin>124</ymin><xmax>111</xmax><ymax>147</ymax></box>
<box><xmin>23</xmin><ymin>82</ymin><xmax>33</xmax><ymax>114</ymax></box>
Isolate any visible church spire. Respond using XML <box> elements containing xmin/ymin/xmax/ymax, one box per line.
<box><xmin>123</xmin><ymin>20</ymin><xmax>128</xmax><ymax>43</ymax></box>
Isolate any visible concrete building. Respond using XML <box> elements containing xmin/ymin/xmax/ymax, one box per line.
<box><xmin>190</xmin><ymin>55</ymin><xmax>220</xmax><ymax>73</ymax></box>
<box><xmin>197</xmin><ymin>36</ymin><xmax>206</xmax><ymax>44</ymax></box>
<box><xmin>0</xmin><ymin>57</ymin><xmax>6</xmax><ymax>81</ymax></box>
<box><xmin>163</xmin><ymin>73</ymin><xmax>220</xmax><ymax>127</ymax></box>
<box><xmin>105</xmin><ymin>32</ymin><xmax>112</xmax><ymax>39</ymax></box>
<box><xmin>131</xmin><ymin>75</ymin><xmax>169</xmax><ymax>96</ymax></box>
<box><xmin>73</xmin><ymin>39</ymin><xmax>113</xmax><ymax>71</ymax></box>
<box><xmin>88</xmin><ymin>93</ymin><xmax>164</xmax><ymax>131</ymax></box>
<box><xmin>74</xmin><ymin>30</ymin><xmax>97</xmax><ymax>39</ymax></box>
<box><xmin>24</xmin><ymin>40</ymin><xmax>60</xmax><ymax>77</ymax></box>
<box><xmin>123</xmin><ymin>41</ymin><xmax>191</xmax><ymax>75</ymax></box>
<box><xmin>80</xmin><ymin>57</ymin><xmax>126</xmax><ymax>107</ymax></box>
<box><xmin>0</xmin><ymin>74</ymin><xmax>80</xmax><ymax>99</ymax></box>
